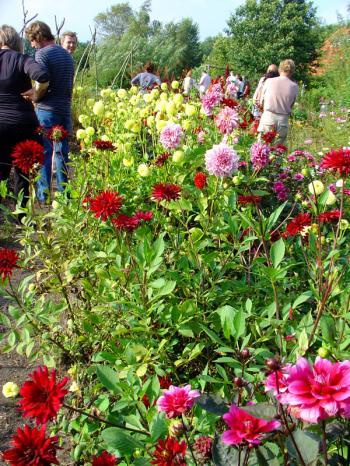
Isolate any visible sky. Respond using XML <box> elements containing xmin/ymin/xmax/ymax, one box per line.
<box><xmin>2</xmin><ymin>0</ymin><xmax>349</xmax><ymax>41</ymax></box>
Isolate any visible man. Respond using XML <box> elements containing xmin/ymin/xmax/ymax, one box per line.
<box><xmin>131</xmin><ymin>61</ymin><xmax>161</xmax><ymax>94</ymax></box>
<box><xmin>258</xmin><ymin>59</ymin><xmax>298</xmax><ymax>144</ymax></box>
<box><xmin>25</xmin><ymin>21</ymin><xmax>74</xmax><ymax>202</ymax></box>
<box><xmin>60</xmin><ymin>31</ymin><xmax>77</xmax><ymax>55</ymax></box>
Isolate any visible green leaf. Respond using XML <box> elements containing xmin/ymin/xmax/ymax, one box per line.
<box><xmin>270</xmin><ymin>238</ymin><xmax>285</xmax><ymax>268</ymax></box>
<box><xmin>96</xmin><ymin>366</ymin><xmax>119</xmax><ymax>393</ymax></box>
<box><xmin>150</xmin><ymin>413</ymin><xmax>168</xmax><ymax>441</ymax></box>
<box><xmin>195</xmin><ymin>393</ymin><xmax>229</xmax><ymax>416</ymax></box>
<box><xmin>266</xmin><ymin>202</ymin><xmax>287</xmax><ymax>231</ymax></box>
<box><xmin>292</xmin><ymin>291</ymin><xmax>313</xmax><ymax>308</ymax></box>
<box><xmin>241</xmin><ymin>403</ymin><xmax>277</xmax><ymax>421</ymax></box>
<box><xmin>101</xmin><ymin>428</ymin><xmax>143</xmax><ymax>456</ymax></box>
<box><xmin>212</xmin><ymin>433</ymin><xmax>240</xmax><ymax>466</ymax></box>
<box><xmin>256</xmin><ymin>446</ymin><xmax>280</xmax><ymax>466</ymax></box>
<box><xmin>216</xmin><ymin>305</ymin><xmax>236</xmax><ymax>340</ymax></box>
<box><xmin>286</xmin><ymin>429</ymin><xmax>321</xmax><ymax>466</ymax></box>
<box><xmin>233</xmin><ymin>309</ymin><xmax>245</xmax><ymax>341</ymax></box>
<box><xmin>150</xmin><ymin>281</ymin><xmax>176</xmax><ymax>300</ymax></box>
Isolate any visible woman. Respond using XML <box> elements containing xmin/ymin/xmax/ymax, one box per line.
<box><xmin>131</xmin><ymin>61</ymin><xmax>161</xmax><ymax>93</ymax></box>
<box><xmin>183</xmin><ymin>70</ymin><xmax>195</xmax><ymax>95</ymax></box>
<box><xmin>0</xmin><ymin>24</ymin><xmax>49</xmax><ymax>204</ymax></box>
<box><xmin>252</xmin><ymin>64</ymin><xmax>279</xmax><ymax>118</ymax></box>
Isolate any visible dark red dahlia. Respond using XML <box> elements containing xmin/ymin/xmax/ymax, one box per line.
<box><xmin>262</xmin><ymin>131</ymin><xmax>277</xmax><ymax>144</ymax></box>
<box><xmin>36</xmin><ymin>125</ymin><xmax>46</xmax><ymax>136</ymax></box>
<box><xmin>93</xmin><ymin>140</ymin><xmax>115</xmax><ymax>151</ymax></box>
<box><xmin>159</xmin><ymin>375</ymin><xmax>172</xmax><ymax>389</ymax></box>
<box><xmin>222</xmin><ymin>98</ymin><xmax>238</xmax><ymax>108</ymax></box>
<box><xmin>270</xmin><ymin>230</ymin><xmax>282</xmax><ymax>242</ymax></box>
<box><xmin>194</xmin><ymin>172</ymin><xmax>207</xmax><ymax>190</ymax></box>
<box><xmin>317</xmin><ymin>210</ymin><xmax>342</xmax><ymax>223</ymax></box>
<box><xmin>0</xmin><ymin>248</ymin><xmax>19</xmax><ymax>282</ymax></box>
<box><xmin>271</xmin><ymin>144</ymin><xmax>287</xmax><ymax>154</ymax></box>
<box><xmin>19</xmin><ymin>366</ymin><xmax>69</xmax><ymax>425</ymax></box>
<box><xmin>142</xmin><ymin>394</ymin><xmax>151</xmax><ymax>408</ymax></box>
<box><xmin>112</xmin><ymin>214</ymin><xmax>140</xmax><ymax>231</ymax></box>
<box><xmin>92</xmin><ymin>450</ymin><xmax>118</xmax><ymax>466</ymax></box>
<box><xmin>284</xmin><ymin>213</ymin><xmax>311</xmax><ymax>238</ymax></box>
<box><xmin>46</xmin><ymin>125</ymin><xmax>69</xmax><ymax>142</ymax></box>
<box><xmin>2</xmin><ymin>425</ymin><xmax>59</xmax><ymax>465</ymax></box>
<box><xmin>151</xmin><ymin>183</ymin><xmax>181</xmax><ymax>202</ymax></box>
<box><xmin>321</xmin><ymin>148</ymin><xmax>350</xmax><ymax>177</ymax></box>
<box><xmin>134</xmin><ymin>211</ymin><xmax>153</xmax><ymax>222</ymax></box>
<box><xmin>155</xmin><ymin>153</ymin><xmax>171</xmax><ymax>167</ymax></box>
<box><xmin>150</xmin><ymin>437</ymin><xmax>187</xmax><ymax>466</ymax></box>
<box><xmin>88</xmin><ymin>191</ymin><xmax>123</xmax><ymax>221</ymax></box>
<box><xmin>193</xmin><ymin>436</ymin><xmax>213</xmax><ymax>463</ymax></box>
<box><xmin>238</xmin><ymin>195</ymin><xmax>262</xmax><ymax>205</ymax></box>
<box><xmin>11</xmin><ymin>140</ymin><xmax>44</xmax><ymax>174</ymax></box>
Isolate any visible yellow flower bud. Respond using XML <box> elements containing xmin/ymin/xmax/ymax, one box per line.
<box><xmin>171</xmin><ymin>80</ymin><xmax>180</xmax><ymax>89</ymax></box>
<box><xmin>185</xmin><ymin>104</ymin><xmax>196</xmax><ymax>117</ymax></box>
<box><xmin>123</xmin><ymin>158</ymin><xmax>134</xmax><ymax>167</ymax></box>
<box><xmin>161</xmin><ymin>82</ymin><xmax>168</xmax><ymax>91</ymax></box>
<box><xmin>172</xmin><ymin>150</ymin><xmax>184</xmax><ymax>163</ymax></box>
<box><xmin>76</xmin><ymin>129</ymin><xmax>86</xmax><ymax>140</ymax></box>
<box><xmin>93</xmin><ymin>100</ymin><xmax>105</xmax><ymax>116</ymax></box>
<box><xmin>308</xmin><ymin>180</ymin><xmax>324</xmax><ymax>195</ymax></box>
<box><xmin>325</xmin><ymin>190</ymin><xmax>336</xmax><ymax>205</ymax></box>
<box><xmin>117</xmin><ymin>88</ymin><xmax>127</xmax><ymax>99</ymax></box>
<box><xmin>137</xmin><ymin>163</ymin><xmax>150</xmax><ymax>177</ymax></box>
<box><xmin>85</xmin><ymin>126</ymin><xmax>95</xmax><ymax>137</ymax></box>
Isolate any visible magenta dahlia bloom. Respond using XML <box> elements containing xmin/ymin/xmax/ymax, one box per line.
<box><xmin>266</xmin><ymin>357</ymin><xmax>350</xmax><ymax>423</ymax></box>
<box><xmin>250</xmin><ymin>142</ymin><xmax>271</xmax><ymax>170</ymax></box>
<box><xmin>157</xmin><ymin>385</ymin><xmax>200</xmax><ymax>418</ymax></box>
<box><xmin>215</xmin><ymin>106</ymin><xmax>240</xmax><ymax>134</ymax></box>
<box><xmin>205</xmin><ymin>143</ymin><xmax>239</xmax><ymax>177</ymax></box>
<box><xmin>160</xmin><ymin>123</ymin><xmax>183</xmax><ymax>150</ymax></box>
<box><xmin>201</xmin><ymin>88</ymin><xmax>222</xmax><ymax>115</ymax></box>
<box><xmin>222</xmin><ymin>405</ymin><xmax>280</xmax><ymax>447</ymax></box>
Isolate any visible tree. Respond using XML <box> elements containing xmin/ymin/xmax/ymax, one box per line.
<box><xmin>209</xmin><ymin>0</ymin><xmax>321</xmax><ymax>80</ymax></box>
<box><xmin>94</xmin><ymin>3</ymin><xmax>134</xmax><ymax>38</ymax></box>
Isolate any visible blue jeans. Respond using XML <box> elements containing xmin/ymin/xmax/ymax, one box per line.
<box><xmin>36</xmin><ymin>109</ymin><xmax>72</xmax><ymax>202</ymax></box>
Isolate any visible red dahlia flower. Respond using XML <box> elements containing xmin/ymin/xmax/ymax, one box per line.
<box><xmin>318</xmin><ymin>210</ymin><xmax>342</xmax><ymax>223</ymax></box>
<box><xmin>0</xmin><ymin>248</ymin><xmax>19</xmax><ymax>282</ymax></box>
<box><xmin>321</xmin><ymin>148</ymin><xmax>350</xmax><ymax>177</ymax></box>
<box><xmin>92</xmin><ymin>450</ymin><xmax>118</xmax><ymax>465</ymax></box>
<box><xmin>193</xmin><ymin>436</ymin><xmax>212</xmax><ymax>462</ymax></box>
<box><xmin>134</xmin><ymin>211</ymin><xmax>153</xmax><ymax>222</ymax></box>
<box><xmin>112</xmin><ymin>214</ymin><xmax>140</xmax><ymax>231</ymax></box>
<box><xmin>46</xmin><ymin>125</ymin><xmax>69</xmax><ymax>142</ymax></box>
<box><xmin>222</xmin><ymin>404</ymin><xmax>280</xmax><ymax>447</ymax></box>
<box><xmin>11</xmin><ymin>140</ymin><xmax>44</xmax><ymax>174</ymax></box>
<box><xmin>194</xmin><ymin>172</ymin><xmax>207</xmax><ymax>189</ymax></box>
<box><xmin>93</xmin><ymin>140</ymin><xmax>115</xmax><ymax>151</ymax></box>
<box><xmin>222</xmin><ymin>98</ymin><xmax>238</xmax><ymax>108</ymax></box>
<box><xmin>151</xmin><ymin>183</ymin><xmax>181</xmax><ymax>202</ymax></box>
<box><xmin>2</xmin><ymin>425</ymin><xmax>59</xmax><ymax>465</ymax></box>
<box><xmin>262</xmin><ymin>130</ymin><xmax>277</xmax><ymax>144</ymax></box>
<box><xmin>19</xmin><ymin>366</ymin><xmax>69</xmax><ymax>425</ymax></box>
<box><xmin>155</xmin><ymin>153</ymin><xmax>171</xmax><ymax>166</ymax></box>
<box><xmin>159</xmin><ymin>375</ymin><xmax>172</xmax><ymax>389</ymax></box>
<box><xmin>88</xmin><ymin>191</ymin><xmax>123</xmax><ymax>221</ymax></box>
<box><xmin>150</xmin><ymin>437</ymin><xmax>187</xmax><ymax>466</ymax></box>
<box><xmin>238</xmin><ymin>195</ymin><xmax>262</xmax><ymax>205</ymax></box>
<box><xmin>284</xmin><ymin>213</ymin><xmax>311</xmax><ymax>237</ymax></box>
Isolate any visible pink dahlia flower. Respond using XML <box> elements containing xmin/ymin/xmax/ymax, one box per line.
<box><xmin>267</xmin><ymin>357</ymin><xmax>350</xmax><ymax>423</ymax></box>
<box><xmin>160</xmin><ymin>123</ymin><xmax>183</xmax><ymax>150</ymax></box>
<box><xmin>157</xmin><ymin>385</ymin><xmax>200</xmax><ymax>418</ymax></box>
<box><xmin>205</xmin><ymin>143</ymin><xmax>239</xmax><ymax>177</ymax></box>
<box><xmin>250</xmin><ymin>142</ymin><xmax>271</xmax><ymax>170</ymax></box>
<box><xmin>201</xmin><ymin>89</ymin><xmax>222</xmax><ymax>115</ymax></box>
<box><xmin>215</xmin><ymin>106</ymin><xmax>240</xmax><ymax>134</ymax></box>
<box><xmin>222</xmin><ymin>405</ymin><xmax>280</xmax><ymax>447</ymax></box>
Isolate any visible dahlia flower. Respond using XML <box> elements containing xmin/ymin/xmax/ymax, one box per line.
<box><xmin>11</xmin><ymin>140</ymin><xmax>44</xmax><ymax>174</ymax></box>
<box><xmin>92</xmin><ymin>450</ymin><xmax>118</xmax><ymax>466</ymax></box>
<box><xmin>46</xmin><ymin>125</ymin><xmax>69</xmax><ymax>142</ymax></box>
<box><xmin>250</xmin><ymin>143</ymin><xmax>271</xmax><ymax>170</ymax></box>
<box><xmin>157</xmin><ymin>384</ymin><xmax>200</xmax><ymax>418</ymax></box>
<box><xmin>222</xmin><ymin>405</ymin><xmax>280</xmax><ymax>447</ymax></box>
<box><xmin>215</xmin><ymin>106</ymin><xmax>240</xmax><ymax>134</ymax></box>
<box><xmin>194</xmin><ymin>172</ymin><xmax>207</xmax><ymax>189</ymax></box>
<box><xmin>284</xmin><ymin>213</ymin><xmax>311</xmax><ymax>238</ymax></box>
<box><xmin>112</xmin><ymin>214</ymin><xmax>140</xmax><ymax>231</ymax></box>
<box><xmin>87</xmin><ymin>191</ymin><xmax>123</xmax><ymax>221</ymax></box>
<box><xmin>205</xmin><ymin>143</ymin><xmax>239</xmax><ymax>177</ymax></box>
<box><xmin>160</xmin><ymin>123</ymin><xmax>183</xmax><ymax>150</ymax></box>
<box><xmin>2</xmin><ymin>425</ymin><xmax>59</xmax><ymax>465</ymax></box>
<box><xmin>151</xmin><ymin>437</ymin><xmax>187</xmax><ymax>466</ymax></box>
<box><xmin>19</xmin><ymin>366</ymin><xmax>69</xmax><ymax>425</ymax></box>
<box><xmin>0</xmin><ymin>248</ymin><xmax>19</xmax><ymax>282</ymax></box>
<box><xmin>321</xmin><ymin>148</ymin><xmax>350</xmax><ymax>177</ymax></box>
<box><xmin>151</xmin><ymin>183</ymin><xmax>181</xmax><ymax>202</ymax></box>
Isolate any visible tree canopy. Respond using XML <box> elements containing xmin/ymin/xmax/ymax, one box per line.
<box><xmin>209</xmin><ymin>0</ymin><xmax>321</xmax><ymax>80</ymax></box>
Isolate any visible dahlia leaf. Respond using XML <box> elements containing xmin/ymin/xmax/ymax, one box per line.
<box><xmin>96</xmin><ymin>366</ymin><xmax>119</xmax><ymax>393</ymax></box>
<box><xmin>150</xmin><ymin>412</ymin><xmax>168</xmax><ymax>441</ymax></box>
<box><xmin>195</xmin><ymin>393</ymin><xmax>229</xmax><ymax>416</ymax></box>
<box><xmin>270</xmin><ymin>237</ymin><xmax>285</xmax><ymax>268</ymax></box>
<box><xmin>101</xmin><ymin>427</ymin><xmax>142</xmax><ymax>455</ymax></box>
<box><xmin>241</xmin><ymin>403</ymin><xmax>277</xmax><ymax>421</ymax></box>
<box><xmin>212</xmin><ymin>433</ymin><xmax>240</xmax><ymax>466</ymax></box>
<box><xmin>286</xmin><ymin>429</ymin><xmax>320</xmax><ymax>466</ymax></box>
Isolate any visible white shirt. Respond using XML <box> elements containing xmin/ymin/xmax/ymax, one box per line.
<box><xmin>199</xmin><ymin>73</ymin><xmax>211</xmax><ymax>94</ymax></box>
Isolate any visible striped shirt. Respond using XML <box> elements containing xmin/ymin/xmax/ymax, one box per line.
<box><xmin>35</xmin><ymin>44</ymin><xmax>74</xmax><ymax>115</ymax></box>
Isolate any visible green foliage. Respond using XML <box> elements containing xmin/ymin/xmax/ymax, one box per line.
<box><xmin>209</xmin><ymin>0</ymin><xmax>321</xmax><ymax>80</ymax></box>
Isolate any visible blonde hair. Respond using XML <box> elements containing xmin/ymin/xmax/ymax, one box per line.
<box><xmin>60</xmin><ymin>31</ymin><xmax>77</xmax><ymax>42</ymax></box>
<box><xmin>0</xmin><ymin>25</ymin><xmax>22</xmax><ymax>52</ymax></box>
<box><xmin>186</xmin><ymin>70</ymin><xmax>192</xmax><ymax>77</ymax></box>
<box><xmin>279</xmin><ymin>59</ymin><xmax>295</xmax><ymax>76</ymax></box>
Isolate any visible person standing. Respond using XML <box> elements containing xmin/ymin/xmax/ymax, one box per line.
<box><xmin>60</xmin><ymin>31</ymin><xmax>77</xmax><ymax>55</ymax></box>
<box><xmin>0</xmin><ymin>24</ymin><xmax>48</xmax><ymax>204</ymax></box>
<box><xmin>252</xmin><ymin>64</ymin><xmax>279</xmax><ymax>118</ymax></box>
<box><xmin>183</xmin><ymin>70</ymin><xmax>195</xmax><ymax>95</ymax></box>
<box><xmin>258</xmin><ymin>59</ymin><xmax>299</xmax><ymax>144</ymax></box>
<box><xmin>131</xmin><ymin>61</ymin><xmax>161</xmax><ymax>93</ymax></box>
<box><xmin>25</xmin><ymin>21</ymin><xmax>74</xmax><ymax>202</ymax></box>
<box><xmin>198</xmin><ymin>69</ymin><xmax>211</xmax><ymax>97</ymax></box>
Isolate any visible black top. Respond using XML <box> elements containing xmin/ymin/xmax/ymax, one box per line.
<box><xmin>0</xmin><ymin>49</ymin><xmax>49</xmax><ymax>125</ymax></box>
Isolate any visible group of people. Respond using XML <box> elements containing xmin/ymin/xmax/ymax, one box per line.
<box><xmin>0</xmin><ymin>22</ymin><xmax>76</xmax><ymax>209</ymax></box>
